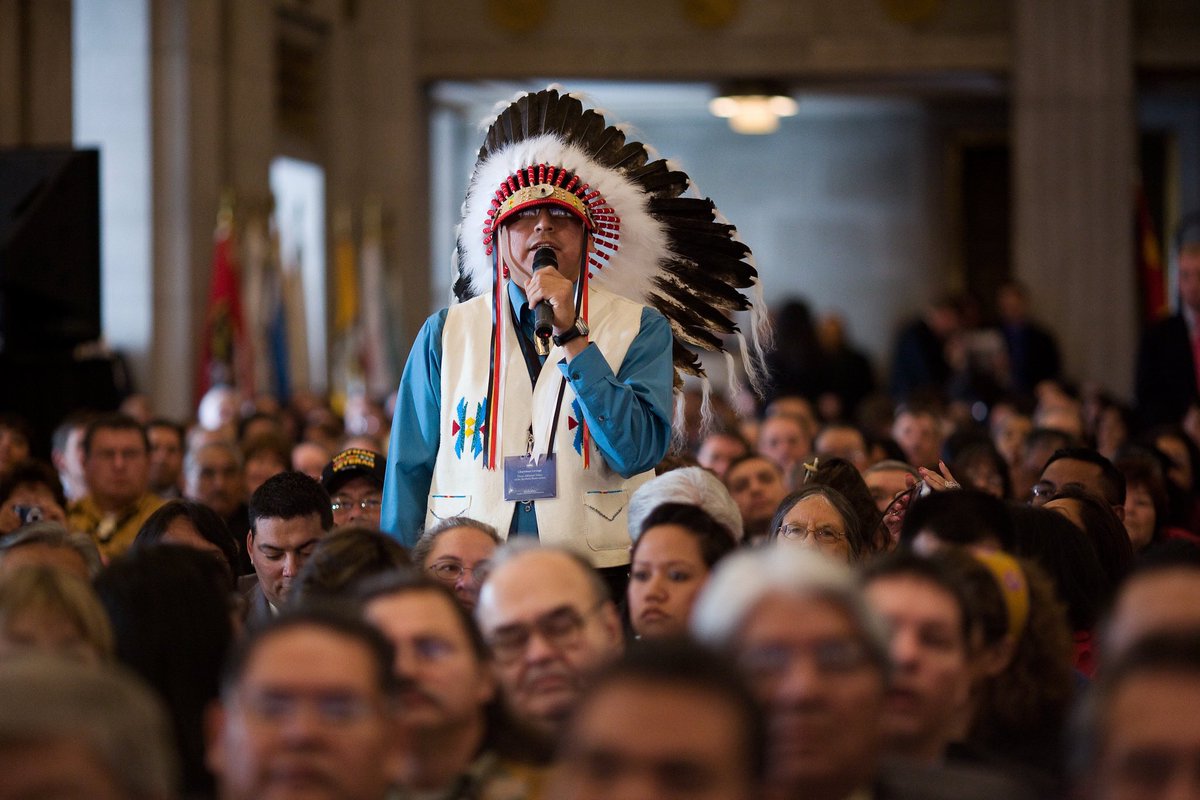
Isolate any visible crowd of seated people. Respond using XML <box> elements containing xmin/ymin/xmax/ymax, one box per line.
<box><xmin>4</xmin><ymin>262</ymin><xmax>1200</xmax><ymax>800</ymax></box>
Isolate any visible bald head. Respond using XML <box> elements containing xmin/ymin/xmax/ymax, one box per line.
<box><xmin>475</xmin><ymin>547</ymin><xmax>623</xmax><ymax>735</ymax></box>
<box><xmin>1105</xmin><ymin>567</ymin><xmax>1200</xmax><ymax>662</ymax></box>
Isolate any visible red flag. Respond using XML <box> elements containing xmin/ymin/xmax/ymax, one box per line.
<box><xmin>196</xmin><ymin>194</ymin><xmax>253</xmax><ymax>406</ymax></box>
<box><xmin>1136</xmin><ymin>181</ymin><xmax>1168</xmax><ymax>322</ymax></box>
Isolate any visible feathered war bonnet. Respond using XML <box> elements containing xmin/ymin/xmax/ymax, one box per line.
<box><xmin>454</xmin><ymin>88</ymin><xmax>769</xmax><ymax>461</ymax></box>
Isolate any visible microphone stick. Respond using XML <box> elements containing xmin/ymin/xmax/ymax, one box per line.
<box><xmin>532</xmin><ymin>247</ymin><xmax>557</xmax><ymax>343</ymax></box>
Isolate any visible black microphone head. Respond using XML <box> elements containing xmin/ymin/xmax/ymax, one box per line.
<box><xmin>532</xmin><ymin>246</ymin><xmax>558</xmax><ymax>272</ymax></box>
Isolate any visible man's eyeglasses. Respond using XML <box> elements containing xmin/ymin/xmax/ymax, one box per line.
<box><xmin>1029</xmin><ymin>480</ymin><xmax>1084</xmax><ymax>505</ymax></box>
<box><xmin>486</xmin><ymin>602</ymin><xmax>604</xmax><ymax>664</ymax></box>
<box><xmin>739</xmin><ymin>638</ymin><xmax>872</xmax><ymax>680</ymax></box>
<box><xmin>427</xmin><ymin>560</ymin><xmax>491</xmax><ymax>584</ymax></box>
<box><xmin>238</xmin><ymin>689</ymin><xmax>378</xmax><ymax>726</ymax></box>
<box><xmin>777</xmin><ymin>523</ymin><xmax>846</xmax><ymax>544</ymax></box>
<box><xmin>330</xmin><ymin>497</ymin><xmax>383</xmax><ymax>513</ymax></box>
<box><xmin>1029</xmin><ymin>480</ymin><xmax>1061</xmax><ymax>501</ymax></box>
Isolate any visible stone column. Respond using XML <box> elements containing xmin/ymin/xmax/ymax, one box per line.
<box><xmin>357</xmin><ymin>0</ymin><xmax>427</xmax><ymax>348</ymax></box>
<box><xmin>149</xmin><ymin>0</ymin><xmax>224</xmax><ymax>417</ymax></box>
<box><xmin>0</xmin><ymin>0</ymin><xmax>22</xmax><ymax>146</ymax></box>
<box><xmin>327</xmin><ymin>4</ymin><xmax>361</xmax><ymax>222</ymax></box>
<box><xmin>225</xmin><ymin>0</ymin><xmax>273</xmax><ymax>208</ymax></box>
<box><xmin>1012</xmin><ymin>0</ymin><xmax>1136</xmax><ymax>396</ymax></box>
<box><xmin>0</xmin><ymin>0</ymin><xmax>72</xmax><ymax>147</ymax></box>
<box><xmin>24</xmin><ymin>0</ymin><xmax>72</xmax><ymax>144</ymax></box>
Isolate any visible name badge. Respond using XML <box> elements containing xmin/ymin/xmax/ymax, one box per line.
<box><xmin>503</xmin><ymin>454</ymin><xmax>557</xmax><ymax>501</ymax></box>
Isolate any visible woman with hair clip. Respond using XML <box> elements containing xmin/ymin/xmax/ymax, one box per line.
<box><xmin>802</xmin><ymin>455</ymin><xmax>884</xmax><ymax>555</ymax></box>
<box><xmin>768</xmin><ymin>483</ymin><xmax>865</xmax><ymax>563</ymax></box>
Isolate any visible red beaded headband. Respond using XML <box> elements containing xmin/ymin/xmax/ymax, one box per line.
<box><xmin>483</xmin><ymin>163</ymin><xmax>622</xmax><ymax>274</ymax></box>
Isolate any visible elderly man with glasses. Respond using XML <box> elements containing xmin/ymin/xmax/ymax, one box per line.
<box><xmin>692</xmin><ymin>547</ymin><xmax>1033</xmax><ymax>800</ymax></box>
<box><xmin>474</xmin><ymin>544</ymin><xmax>624</xmax><ymax>739</ymax></box>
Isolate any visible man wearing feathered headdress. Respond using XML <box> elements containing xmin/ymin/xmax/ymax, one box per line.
<box><xmin>381</xmin><ymin>88</ymin><xmax>767</xmax><ymax>573</ymax></box>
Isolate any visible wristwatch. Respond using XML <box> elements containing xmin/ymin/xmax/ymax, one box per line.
<box><xmin>552</xmin><ymin>317</ymin><xmax>590</xmax><ymax>347</ymax></box>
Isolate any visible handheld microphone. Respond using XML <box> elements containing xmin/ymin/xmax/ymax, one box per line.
<box><xmin>532</xmin><ymin>247</ymin><xmax>557</xmax><ymax>343</ymax></box>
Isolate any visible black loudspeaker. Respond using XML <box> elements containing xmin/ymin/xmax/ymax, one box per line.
<box><xmin>0</xmin><ymin>350</ymin><xmax>124</xmax><ymax>460</ymax></box>
<box><xmin>0</xmin><ymin>148</ymin><xmax>102</xmax><ymax>353</ymax></box>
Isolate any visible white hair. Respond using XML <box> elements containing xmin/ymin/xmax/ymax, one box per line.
<box><xmin>184</xmin><ymin>438</ymin><xmax>243</xmax><ymax>480</ymax></box>
<box><xmin>690</xmin><ymin>546</ymin><xmax>890</xmax><ymax>672</ymax></box>
<box><xmin>627</xmin><ymin>467</ymin><xmax>744</xmax><ymax>543</ymax></box>
<box><xmin>0</xmin><ymin>521</ymin><xmax>103</xmax><ymax>578</ymax></box>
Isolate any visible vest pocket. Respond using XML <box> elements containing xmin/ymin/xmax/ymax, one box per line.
<box><xmin>582</xmin><ymin>489</ymin><xmax>630</xmax><ymax>552</ymax></box>
<box><xmin>429</xmin><ymin>494</ymin><xmax>472</xmax><ymax>520</ymax></box>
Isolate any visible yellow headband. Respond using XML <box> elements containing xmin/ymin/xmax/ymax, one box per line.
<box><xmin>969</xmin><ymin>547</ymin><xmax>1030</xmax><ymax>645</ymax></box>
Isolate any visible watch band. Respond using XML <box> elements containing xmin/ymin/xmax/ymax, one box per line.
<box><xmin>553</xmin><ymin>318</ymin><xmax>588</xmax><ymax>347</ymax></box>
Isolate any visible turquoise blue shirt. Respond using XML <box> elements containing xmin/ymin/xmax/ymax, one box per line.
<box><xmin>381</xmin><ymin>281</ymin><xmax>674</xmax><ymax>547</ymax></box>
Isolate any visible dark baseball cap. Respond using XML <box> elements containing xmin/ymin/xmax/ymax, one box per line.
<box><xmin>321</xmin><ymin>448</ymin><xmax>386</xmax><ymax>495</ymax></box>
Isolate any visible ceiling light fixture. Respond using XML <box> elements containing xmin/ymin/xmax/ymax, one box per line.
<box><xmin>709</xmin><ymin>81</ymin><xmax>798</xmax><ymax>135</ymax></box>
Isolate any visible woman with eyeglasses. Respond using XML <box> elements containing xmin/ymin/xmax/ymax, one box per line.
<box><xmin>768</xmin><ymin>484</ymin><xmax>865</xmax><ymax>563</ymax></box>
<box><xmin>411</xmin><ymin>516</ymin><xmax>501</xmax><ymax>612</ymax></box>
<box><xmin>627</xmin><ymin>502</ymin><xmax>737</xmax><ymax>639</ymax></box>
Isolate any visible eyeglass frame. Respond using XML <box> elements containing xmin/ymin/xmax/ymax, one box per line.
<box><xmin>738</xmin><ymin>637</ymin><xmax>876</xmax><ymax>681</ymax></box>
<box><xmin>776</xmin><ymin>522</ymin><xmax>847</xmax><ymax>544</ymax></box>
<box><xmin>1029</xmin><ymin>479</ymin><xmax>1092</xmax><ymax>505</ymax></box>
<box><xmin>484</xmin><ymin>600</ymin><xmax>608</xmax><ymax>664</ymax></box>
<box><xmin>426</xmin><ymin>560</ymin><xmax>492</xmax><ymax>583</ymax></box>
<box><xmin>232</xmin><ymin>686</ymin><xmax>386</xmax><ymax>727</ymax></box>
<box><xmin>1029</xmin><ymin>480</ymin><xmax>1059</xmax><ymax>503</ymax></box>
<box><xmin>330</xmin><ymin>497</ymin><xmax>384</xmax><ymax>514</ymax></box>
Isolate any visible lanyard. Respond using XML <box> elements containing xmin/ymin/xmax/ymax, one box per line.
<box><xmin>508</xmin><ymin>296</ymin><xmax>567</xmax><ymax>459</ymax></box>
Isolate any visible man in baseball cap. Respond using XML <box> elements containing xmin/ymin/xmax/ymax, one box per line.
<box><xmin>322</xmin><ymin>448</ymin><xmax>385</xmax><ymax>529</ymax></box>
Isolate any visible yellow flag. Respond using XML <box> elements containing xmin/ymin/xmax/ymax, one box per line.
<box><xmin>333</xmin><ymin>208</ymin><xmax>357</xmax><ymax>333</ymax></box>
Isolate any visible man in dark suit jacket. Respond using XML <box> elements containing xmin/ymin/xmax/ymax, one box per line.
<box><xmin>890</xmin><ymin>298</ymin><xmax>961</xmax><ymax>404</ymax></box>
<box><xmin>1136</xmin><ymin>217</ymin><xmax>1200</xmax><ymax>427</ymax></box>
<box><xmin>238</xmin><ymin>573</ymin><xmax>274</xmax><ymax>629</ymax></box>
<box><xmin>996</xmin><ymin>280</ymin><xmax>1062</xmax><ymax>396</ymax></box>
